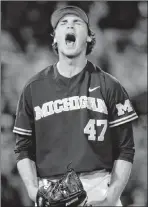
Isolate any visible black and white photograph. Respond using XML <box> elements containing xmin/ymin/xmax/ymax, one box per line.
<box><xmin>1</xmin><ymin>1</ymin><xmax>147</xmax><ymax>207</ymax></box>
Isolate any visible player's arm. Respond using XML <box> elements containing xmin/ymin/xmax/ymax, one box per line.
<box><xmin>13</xmin><ymin>84</ymin><xmax>38</xmax><ymax>202</ymax></box>
<box><xmin>105</xmin><ymin>122</ymin><xmax>134</xmax><ymax>206</ymax></box>
<box><xmin>102</xmin><ymin>74</ymin><xmax>138</xmax><ymax>205</ymax></box>
<box><xmin>15</xmin><ymin>134</ymin><xmax>38</xmax><ymax>202</ymax></box>
<box><xmin>106</xmin><ymin>160</ymin><xmax>132</xmax><ymax>206</ymax></box>
<box><xmin>17</xmin><ymin>158</ymin><xmax>38</xmax><ymax>202</ymax></box>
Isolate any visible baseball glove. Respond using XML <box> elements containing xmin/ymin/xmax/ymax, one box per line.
<box><xmin>36</xmin><ymin>166</ymin><xmax>87</xmax><ymax>207</ymax></box>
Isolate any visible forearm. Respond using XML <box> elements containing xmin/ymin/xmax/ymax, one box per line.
<box><xmin>17</xmin><ymin>158</ymin><xmax>38</xmax><ymax>202</ymax></box>
<box><xmin>107</xmin><ymin>159</ymin><xmax>132</xmax><ymax>205</ymax></box>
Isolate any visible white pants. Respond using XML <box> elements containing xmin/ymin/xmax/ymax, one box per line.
<box><xmin>79</xmin><ymin>170</ymin><xmax>122</xmax><ymax>206</ymax></box>
<box><xmin>36</xmin><ymin>170</ymin><xmax>122</xmax><ymax>206</ymax></box>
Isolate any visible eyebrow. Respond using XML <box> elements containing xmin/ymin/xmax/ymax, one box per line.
<box><xmin>60</xmin><ymin>17</ymin><xmax>83</xmax><ymax>22</ymax></box>
<box><xmin>73</xmin><ymin>19</ymin><xmax>83</xmax><ymax>22</ymax></box>
<box><xmin>60</xmin><ymin>19</ymin><xmax>68</xmax><ymax>22</ymax></box>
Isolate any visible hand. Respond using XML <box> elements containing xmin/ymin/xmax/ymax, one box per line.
<box><xmin>28</xmin><ymin>186</ymin><xmax>38</xmax><ymax>202</ymax></box>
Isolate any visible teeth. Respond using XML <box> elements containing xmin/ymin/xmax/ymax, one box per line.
<box><xmin>66</xmin><ymin>41</ymin><xmax>75</xmax><ymax>46</ymax></box>
<box><xmin>66</xmin><ymin>40</ymin><xmax>72</xmax><ymax>43</ymax></box>
<box><xmin>65</xmin><ymin>34</ymin><xmax>76</xmax><ymax>45</ymax></box>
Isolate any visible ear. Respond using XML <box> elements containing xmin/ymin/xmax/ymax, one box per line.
<box><xmin>87</xmin><ymin>36</ymin><xmax>92</xmax><ymax>43</ymax></box>
<box><xmin>53</xmin><ymin>37</ymin><xmax>57</xmax><ymax>44</ymax></box>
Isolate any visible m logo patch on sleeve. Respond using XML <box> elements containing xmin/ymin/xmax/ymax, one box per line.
<box><xmin>116</xmin><ymin>99</ymin><xmax>133</xmax><ymax>116</ymax></box>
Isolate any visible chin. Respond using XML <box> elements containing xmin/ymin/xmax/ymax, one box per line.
<box><xmin>63</xmin><ymin>50</ymin><xmax>81</xmax><ymax>58</ymax></box>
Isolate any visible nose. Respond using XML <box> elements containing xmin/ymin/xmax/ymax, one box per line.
<box><xmin>67</xmin><ymin>22</ymin><xmax>74</xmax><ymax>29</ymax></box>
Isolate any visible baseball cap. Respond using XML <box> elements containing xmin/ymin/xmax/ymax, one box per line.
<box><xmin>50</xmin><ymin>6</ymin><xmax>89</xmax><ymax>29</ymax></box>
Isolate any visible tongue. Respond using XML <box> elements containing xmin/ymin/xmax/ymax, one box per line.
<box><xmin>66</xmin><ymin>40</ymin><xmax>75</xmax><ymax>46</ymax></box>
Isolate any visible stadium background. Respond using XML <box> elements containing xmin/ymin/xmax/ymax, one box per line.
<box><xmin>1</xmin><ymin>1</ymin><xmax>147</xmax><ymax>206</ymax></box>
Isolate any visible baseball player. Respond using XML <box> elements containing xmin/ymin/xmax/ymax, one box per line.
<box><xmin>13</xmin><ymin>6</ymin><xmax>138</xmax><ymax>206</ymax></box>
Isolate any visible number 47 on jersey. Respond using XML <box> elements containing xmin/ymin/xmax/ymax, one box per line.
<box><xmin>84</xmin><ymin>119</ymin><xmax>107</xmax><ymax>141</ymax></box>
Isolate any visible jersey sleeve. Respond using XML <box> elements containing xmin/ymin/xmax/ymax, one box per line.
<box><xmin>106</xmin><ymin>76</ymin><xmax>138</xmax><ymax>128</ymax></box>
<box><xmin>13</xmin><ymin>84</ymin><xmax>34</xmax><ymax>136</ymax></box>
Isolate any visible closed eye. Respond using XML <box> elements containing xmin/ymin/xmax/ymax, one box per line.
<box><xmin>74</xmin><ymin>20</ymin><xmax>82</xmax><ymax>25</ymax></box>
<box><xmin>60</xmin><ymin>20</ymin><xmax>67</xmax><ymax>25</ymax></box>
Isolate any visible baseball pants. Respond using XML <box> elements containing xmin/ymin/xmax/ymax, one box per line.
<box><xmin>35</xmin><ymin>169</ymin><xmax>122</xmax><ymax>206</ymax></box>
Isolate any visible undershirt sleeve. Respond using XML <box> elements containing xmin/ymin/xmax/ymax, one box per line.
<box><xmin>110</xmin><ymin>121</ymin><xmax>135</xmax><ymax>163</ymax></box>
<box><xmin>14</xmin><ymin>134</ymin><xmax>36</xmax><ymax>162</ymax></box>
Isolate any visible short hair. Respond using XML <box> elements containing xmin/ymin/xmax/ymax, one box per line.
<box><xmin>51</xmin><ymin>27</ymin><xmax>96</xmax><ymax>55</ymax></box>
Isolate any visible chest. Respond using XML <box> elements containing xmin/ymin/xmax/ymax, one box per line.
<box><xmin>31</xmin><ymin>75</ymin><xmax>107</xmax><ymax>121</ymax></box>
<box><xmin>31</xmin><ymin>74</ymin><xmax>112</xmax><ymax>145</ymax></box>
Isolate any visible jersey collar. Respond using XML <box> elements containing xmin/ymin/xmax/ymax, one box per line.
<box><xmin>53</xmin><ymin>61</ymin><xmax>90</xmax><ymax>88</ymax></box>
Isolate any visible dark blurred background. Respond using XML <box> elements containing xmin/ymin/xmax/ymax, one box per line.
<box><xmin>1</xmin><ymin>1</ymin><xmax>147</xmax><ymax>206</ymax></box>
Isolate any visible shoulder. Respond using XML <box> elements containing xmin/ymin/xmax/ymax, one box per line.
<box><xmin>19</xmin><ymin>65</ymin><xmax>54</xmax><ymax>97</ymax></box>
<box><xmin>103</xmin><ymin>71</ymin><xmax>123</xmax><ymax>92</ymax></box>
<box><xmin>26</xmin><ymin>65</ymin><xmax>53</xmax><ymax>87</ymax></box>
<box><xmin>23</xmin><ymin>65</ymin><xmax>54</xmax><ymax>91</ymax></box>
<box><xmin>88</xmin><ymin>61</ymin><xmax>122</xmax><ymax>90</ymax></box>
<box><xmin>95</xmin><ymin>65</ymin><xmax>121</xmax><ymax>88</ymax></box>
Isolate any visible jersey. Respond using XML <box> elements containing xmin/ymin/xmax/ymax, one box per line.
<box><xmin>13</xmin><ymin>61</ymin><xmax>138</xmax><ymax>178</ymax></box>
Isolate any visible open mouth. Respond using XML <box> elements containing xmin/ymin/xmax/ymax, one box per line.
<box><xmin>65</xmin><ymin>33</ymin><xmax>76</xmax><ymax>46</ymax></box>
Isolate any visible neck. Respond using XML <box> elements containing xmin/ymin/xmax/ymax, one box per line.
<box><xmin>57</xmin><ymin>52</ymin><xmax>87</xmax><ymax>78</ymax></box>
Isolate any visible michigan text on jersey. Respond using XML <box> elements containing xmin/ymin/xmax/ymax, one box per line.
<box><xmin>34</xmin><ymin>96</ymin><xmax>108</xmax><ymax>121</ymax></box>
